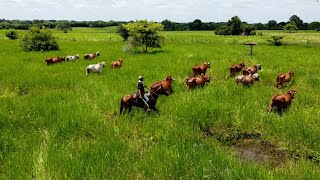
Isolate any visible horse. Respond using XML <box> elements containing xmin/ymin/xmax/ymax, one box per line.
<box><xmin>120</xmin><ymin>86</ymin><xmax>162</xmax><ymax>114</ymax></box>
<box><xmin>150</xmin><ymin>76</ymin><xmax>174</xmax><ymax>96</ymax></box>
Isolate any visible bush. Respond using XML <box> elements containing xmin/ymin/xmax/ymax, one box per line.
<box><xmin>250</xmin><ymin>30</ymin><xmax>257</xmax><ymax>36</ymax></box>
<box><xmin>215</xmin><ymin>25</ymin><xmax>231</xmax><ymax>35</ymax></box>
<box><xmin>257</xmin><ymin>32</ymin><xmax>263</xmax><ymax>36</ymax></box>
<box><xmin>267</xmin><ymin>36</ymin><xmax>284</xmax><ymax>46</ymax></box>
<box><xmin>5</xmin><ymin>30</ymin><xmax>18</xmax><ymax>40</ymax></box>
<box><xmin>20</xmin><ymin>27</ymin><xmax>59</xmax><ymax>51</ymax></box>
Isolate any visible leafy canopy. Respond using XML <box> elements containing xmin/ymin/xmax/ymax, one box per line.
<box><xmin>122</xmin><ymin>20</ymin><xmax>164</xmax><ymax>52</ymax></box>
<box><xmin>283</xmin><ymin>22</ymin><xmax>298</xmax><ymax>33</ymax></box>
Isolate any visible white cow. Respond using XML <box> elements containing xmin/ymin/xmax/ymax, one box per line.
<box><xmin>235</xmin><ymin>73</ymin><xmax>259</xmax><ymax>86</ymax></box>
<box><xmin>86</xmin><ymin>62</ymin><xmax>106</xmax><ymax>76</ymax></box>
<box><xmin>66</xmin><ymin>54</ymin><xmax>80</xmax><ymax>61</ymax></box>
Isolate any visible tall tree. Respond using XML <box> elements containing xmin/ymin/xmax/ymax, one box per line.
<box><xmin>289</xmin><ymin>15</ymin><xmax>303</xmax><ymax>29</ymax></box>
<box><xmin>227</xmin><ymin>16</ymin><xmax>243</xmax><ymax>35</ymax></box>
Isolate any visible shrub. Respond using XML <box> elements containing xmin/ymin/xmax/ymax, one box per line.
<box><xmin>20</xmin><ymin>27</ymin><xmax>59</xmax><ymax>51</ymax></box>
<box><xmin>250</xmin><ymin>30</ymin><xmax>257</xmax><ymax>36</ymax></box>
<box><xmin>257</xmin><ymin>32</ymin><xmax>263</xmax><ymax>36</ymax></box>
<box><xmin>215</xmin><ymin>25</ymin><xmax>231</xmax><ymax>35</ymax></box>
<box><xmin>267</xmin><ymin>36</ymin><xmax>284</xmax><ymax>46</ymax></box>
<box><xmin>5</xmin><ymin>30</ymin><xmax>18</xmax><ymax>40</ymax></box>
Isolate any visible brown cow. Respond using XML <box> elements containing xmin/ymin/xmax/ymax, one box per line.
<box><xmin>150</xmin><ymin>76</ymin><xmax>174</xmax><ymax>96</ymax></box>
<box><xmin>186</xmin><ymin>75</ymin><xmax>210</xmax><ymax>91</ymax></box>
<box><xmin>276</xmin><ymin>70</ymin><xmax>295</xmax><ymax>88</ymax></box>
<box><xmin>111</xmin><ymin>58</ymin><xmax>123</xmax><ymax>69</ymax></box>
<box><xmin>84</xmin><ymin>52</ymin><xmax>100</xmax><ymax>60</ymax></box>
<box><xmin>229</xmin><ymin>62</ymin><xmax>245</xmax><ymax>77</ymax></box>
<box><xmin>268</xmin><ymin>90</ymin><xmax>297</xmax><ymax>113</ymax></box>
<box><xmin>45</xmin><ymin>57</ymin><xmax>65</xmax><ymax>65</ymax></box>
<box><xmin>192</xmin><ymin>63</ymin><xmax>211</xmax><ymax>77</ymax></box>
<box><xmin>243</xmin><ymin>64</ymin><xmax>261</xmax><ymax>75</ymax></box>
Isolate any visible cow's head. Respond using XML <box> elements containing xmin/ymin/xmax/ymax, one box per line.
<box><xmin>96</xmin><ymin>52</ymin><xmax>100</xmax><ymax>56</ymax></box>
<box><xmin>100</xmin><ymin>62</ymin><xmax>106</xmax><ymax>67</ymax></box>
<box><xmin>287</xmin><ymin>90</ymin><xmax>297</xmax><ymax>99</ymax></box>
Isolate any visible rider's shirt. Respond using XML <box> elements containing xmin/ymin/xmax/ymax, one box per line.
<box><xmin>137</xmin><ymin>80</ymin><xmax>145</xmax><ymax>94</ymax></box>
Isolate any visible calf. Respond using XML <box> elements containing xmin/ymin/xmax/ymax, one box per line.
<box><xmin>45</xmin><ymin>57</ymin><xmax>65</xmax><ymax>65</ymax></box>
<box><xmin>111</xmin><ymin>58</ymin><xmax>123</xmax><ymax>69</ymax></box>
<box><xmin>192</xmin><ymin>63</ymin><xmax>211</xmax><ymax>77</ymax></box>
<box><xmin>84</xmin><ymin>52</ymin><xmax>100</xmax><ymax>60</ymax></box>
<box><xmin>243</xmin><ymin>64</ymin><xmax>261</xmax><ymax>75</ymax></box>
<box><xmin>186</xmin><ymin>75</ymin><xmax>210</xmax><ymax>91</ymax></box>
<box><xmin>268</xmin><ymin>90</ymin><xmax>297</xmax><ymax>113</ymax></box>
<box><xmin>229</xmin><ymin>62</ymin><xmax>245</xmax><ymax>77</ymax></box>
<box><xmin>276</xmin><ymin>70</ymin><xmax>295</xmax><ymax>88</ymax></box>
<box><xmin>66</xmin><ymin>54</ymin><xmax>79</xmax><ymax>61</ymax></box>
<box><xmin>86</xmin><ymin>62</ymin><xmax>106</xmax><ymax>76</ymax></box>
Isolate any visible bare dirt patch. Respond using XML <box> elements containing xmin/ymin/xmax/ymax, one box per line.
<box><xmin>202</xmin><ymin>126</ymin><xmax>319</xmax><ymax>167</ymax></box>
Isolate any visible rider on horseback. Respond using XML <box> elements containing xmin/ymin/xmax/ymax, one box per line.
<box><xmin>137</xmin><ymin>76</ymin><xmax>149</xmax><ymax>103</ymax></box>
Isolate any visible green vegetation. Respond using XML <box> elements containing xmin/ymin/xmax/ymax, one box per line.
<box><xmin>121</xmin><ymin>20</ymin><xmax>164</xmax><ymax>52</ymax></box>
<box><xmin>215</xmin><ymin>16</ymin><xmax>255</xmax><ymax>36</ymax></box>
<box><xmin>5</xmin><ymin>30</ymin><xmax>18</xmax><ymax>40</ymax></box>
<box><xmin>0</xmin><ymin>28</ymin><xmax>320</xmax><ymax>179</ymax></box>
<box><xmin>284</xmin><ymin>22</ymin><xmax>299</xmax><ymax>33</ymax></box>
<box><xmin>20</xmin><ymin>27</ymin><xmax>59</xmax><ymax>51</ymax></box>
<box><xmin>267</xmin><ymin>36</ymin><xmax>284</xmax><ymax>46</ymax></box>
<box><xmin>55</xmin><ymin>20</ymin><xmax>72</xmax><ymax>33</ymax></box>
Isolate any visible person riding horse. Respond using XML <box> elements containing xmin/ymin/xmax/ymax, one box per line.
<box><xmin>136</xmin><ymin>76</ymin><xmax>149</xmax><ymax>104</ymax></box>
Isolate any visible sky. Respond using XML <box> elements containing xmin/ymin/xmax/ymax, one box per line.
<box><xmin>0</xmin><ymin>0</ymin><xmax>319</xmax><ymax>23</ymax></box>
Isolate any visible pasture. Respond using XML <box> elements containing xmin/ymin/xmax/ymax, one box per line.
<box><xmin>0</xmin><ymin>28</ymin><xmax>320</xmax><ymax>179</ymax></box>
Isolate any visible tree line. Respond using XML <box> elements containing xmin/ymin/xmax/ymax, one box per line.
<box><xmin>1</xmin><ymin>15</ymin><xmax>319</xmax><ymax>31</ymax></box>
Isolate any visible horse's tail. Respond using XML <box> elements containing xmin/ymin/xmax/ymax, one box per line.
<box><xmin>120</xmin><ymin>98</ymin><xmax>124</xmax><ymax>115</ymax></box>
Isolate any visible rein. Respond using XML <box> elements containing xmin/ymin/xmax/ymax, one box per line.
<box><xmin>145</xmin><ymin>86</ymin><xmax>161</xmax><ymax>96</ymax></box>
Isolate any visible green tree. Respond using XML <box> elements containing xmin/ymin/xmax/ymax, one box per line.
<box><xmin>56</xmin><ymin>20</ymin><xmax>72</xmax><ymax>33</ymax></box>
<box><xmin>190</xmin><ymin>19</ymin><xmax>203</xmax><ymax>30</ymax></box>
<box><xmin>289</xmin><ymin>15</ymin><xmax>303</xmax><ymax>29</ymax></box>
<box><xmin>227</xmin><ymin>16</ymin><xmax>243</xmax><ymax>35</ymax></box>
<box><xmin>20</xmin><ymin>27</ymin><xmax>59</xmax><ymax>51</ymax></box>
<box><xmin>283</xmin><ymin>22</ymin><xmax>298</xmax><ymax>33</ymax></box>
<box><xmin>309</xmin><ymin>21</ymin><xmax>320</xmax><ymax>30</ymax></box>
<box><xmin>267</xmin><ymin>20</ymin><xmax>278</xmax><ymax>30</ymax></box>
<box><xmin>117</xmin><ymin>24</ymin><xmax>129</xmax><ymax>41</ymax></box>
<box><xmin>243</xmin><ymin>25</ymin><xmax>255</xmax><ymax>36</ymax></box>
<box><xmin>161</xmin><ymin>19</ymin><xmax>176</xmax><ymax>31</ymax></box>
<box><xmin>122</xmin><ymin>20</ymin><xmax>164</xmax><ymax>52</ymax></box>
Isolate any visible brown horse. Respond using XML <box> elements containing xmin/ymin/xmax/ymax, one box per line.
<box><xmin>120</xmin><ymin>86</ymin><xmax>162</xmax><ymax>114</ymax></box>
<box><xmin>150</xmin><ymin>76</ymin><xmax>174</xmax><ymax>96</ymax></box>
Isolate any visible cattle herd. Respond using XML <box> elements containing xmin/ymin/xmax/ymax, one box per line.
<box><xmin>44</xmin><ymin>53</ymin><xmax>296</xmax><ymax>115</ymax></box>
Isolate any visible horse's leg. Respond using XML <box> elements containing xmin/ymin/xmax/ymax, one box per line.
<box><xmin>150</xmin><ymin>107</ymin><xmax>159</xmax><ymax>114</ymax></box>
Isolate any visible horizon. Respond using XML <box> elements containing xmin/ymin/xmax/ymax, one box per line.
<box><xmin>1</xmin><ymin>0</ymin><xmax>320</xmax><ymax>24</ymax></box>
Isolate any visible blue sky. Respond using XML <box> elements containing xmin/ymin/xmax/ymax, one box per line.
<box><xmin>0</xmin><ymin>0</ymin><xmax>319</xmax><ymax>23</ymax></box>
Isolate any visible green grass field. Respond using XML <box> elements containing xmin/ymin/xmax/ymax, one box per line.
<box><xmin>0</xmin><ymin>27</ymin><xmax>320</xmax><ymax>179</ymax></box>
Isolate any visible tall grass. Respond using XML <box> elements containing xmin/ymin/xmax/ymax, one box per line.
<box><xmin>0</xmin><ymin>28</ymin><xmax>319</xmax><ymax>179</ymax></box>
